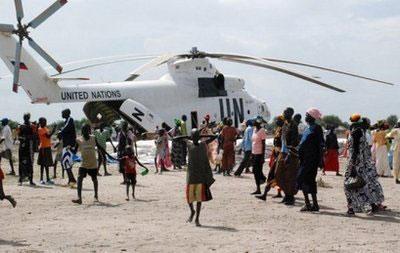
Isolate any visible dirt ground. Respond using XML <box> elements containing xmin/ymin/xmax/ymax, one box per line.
<box><xmin>0</xmin><ymin>157</ymin><xmax>399</xmax><ymax>253</ymax></box>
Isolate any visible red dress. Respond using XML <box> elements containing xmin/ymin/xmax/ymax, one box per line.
<box><xmin>221</xmin><ymin>126</ymin><xmax>238</xmax><ymax>171</ymax></box>
<box><xmin>324</xmin><ymin>150</ymin><xmax>339</xmax><ymax>172</ymax></box>
<box><xmin>324</xmin><ymin>131</ymin><xmax>340</xmax><ymax>172</ymax></box>
<box><xmin>124</xmin><ymin>156</ymin><xmax>137</xmax><ymax>175</ymax></box>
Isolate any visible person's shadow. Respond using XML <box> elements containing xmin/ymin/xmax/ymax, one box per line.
<box><xmin>86</xmin><ymin>201</ymin><xmax>123</xmax><ymax>208</ymax></box>
<box><xmin>318</xmin><ymin>209</ymin><xmax>400</xmax><ymax>224</ymax></box>
<box><xmin>0</xmin><ymin>239</ymin><xmax>30</xmax><ymax>247</ymax></box>
<box><xmin>198</xmin><ymin>225</ymin><xmax>238</xmax><ymax>232</ymax></box>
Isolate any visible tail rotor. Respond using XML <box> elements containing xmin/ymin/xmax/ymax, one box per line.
<box><xmin>0</xmin><ymin>0</ymin><xmax>67</xmax><ymax>92</ymax></box>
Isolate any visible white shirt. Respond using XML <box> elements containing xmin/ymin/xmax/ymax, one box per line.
<box><xmin>1</xmin><ymin>125</ymin><xmax>13</xmax><ymax>150</ymax></box>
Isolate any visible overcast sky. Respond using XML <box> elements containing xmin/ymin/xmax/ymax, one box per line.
<box><xmin>1</xmin><ymin>0</ymin><xmax>399</xmax><ymax>123</ymax></box>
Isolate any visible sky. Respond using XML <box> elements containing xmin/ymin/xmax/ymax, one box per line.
<box><xmin>0</xmin><ymin>0</ymin><xmax>399</xmax><ymax>124</ymax></box>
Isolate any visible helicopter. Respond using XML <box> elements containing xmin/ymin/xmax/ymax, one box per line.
<box><xmin>0</xmin><ymin>0</ymin><xmax>395</xmax><ymax>133</ymax></box>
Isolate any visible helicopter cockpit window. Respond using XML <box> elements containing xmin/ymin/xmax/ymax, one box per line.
<box><xmin>198</xmin><ymin>73</ymin><xmax>227</xmax><ymax>97</ymax></box>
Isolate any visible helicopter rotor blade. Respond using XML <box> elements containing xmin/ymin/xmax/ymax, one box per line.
<box><xmin>0</xmin><ymin>24</ymin><xmax>15</xmax><ymax>33</ymax></box>
<box><xmin>51</xmin><ymin>56</ymin><xmax>156</xmax><ymax>77</ymax></box>
<box><xmin>212</xmin><ymin>55</ymin><xmax>346</xmax><ymax>92</ymax></box>
<box><xmin>28</xmin><ymin>38</ymin><xmax>63</xmax><ymax>73</ymax></box>
<box><xmin>201</xmin><ymin>52</ymin><xmax>395</xmax><ymax>87</ymax></box>
<box><xmin>27</xmin><ymin>0</ymin><xmax>68</xmax><ymax>29</ymax></box>
<box><xmin>262</xmin><ymin>58</ymin><xmax>395</xmax><ymax>86</ymax></box>
<box><xmin>125</xmin><ymin>54</ymin><xmax>175</xmax><ymax>81</ymax></box>
<box><xmin>12</xmin><ymin>40</ymin><xmax>22</xmax><ymax>93</ymax></box>
<box><xmin>14</xmin><ymin>0</ymin><xmax>24</xmax><ymax>21</ymax></box>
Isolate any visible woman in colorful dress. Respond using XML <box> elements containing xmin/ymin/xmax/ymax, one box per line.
<box><xmin>373</xmin><ymin>123</ymin><xmax>391</xmax><ymax>177</ymax></box>
<box><xmin>155</xmin><ymin>128</ymin><xmax>172</xmax><ymax>173</ymax></box>
<box><xmin>220</xmin><ymin>118</ymin><xmax>238</xmax><ymax>176</ymax></box>
<box><xmin>344</xmin><ymin>115</ymin><xmax>385</xmax><ymax>215</ymax></box>
<box><xmin>323</xmin><ymin>125</ymin><xmax>341</xmax><ymax>176</ymax></box>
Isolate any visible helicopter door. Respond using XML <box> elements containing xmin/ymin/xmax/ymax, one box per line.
<box><xmin>190</xmin><ymin>111</ymin><xmax>198</xmax><ymax>130</ymax></box>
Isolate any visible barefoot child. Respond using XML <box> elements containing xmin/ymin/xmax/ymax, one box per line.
<box><xmin>177</xmin><ymin>129</ymin><xmax>217</xmax><ymax>227</ymax></box>
<box><xmin>72</xmin><ymin>124</ymin><xmax>107</xmax><ymax>205</ymax></box>
<box><xmin>122</xmin><ymin>147</ymin><xmax>148</xmax><ymax>201</ymax></box>
<box><xmin>0</xmin><ymin>163</ymin><xmax>16</xmax><ymax>207</ymax></box>
<box><xmin>37</xmin><ymin>117</ymin><xmax>56</xmax><ymax>185</ymax></box>
<box><xmin>52</xmin><ymin>135</ymin><xmax>63</xmax><ymax>179</ymax></box>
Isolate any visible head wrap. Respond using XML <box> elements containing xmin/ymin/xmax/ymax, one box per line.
<box><xmin>277</xmin><ymin>115</ymin><xmax>284</xmax><ymax>121</ymax></box>
<box><xmin>306</xmin><ymin>108</ymin><xmax>322</xmax><ymax>120</ymax></box>
<box><xmin>349</xmin><ymin>113</ymin><xmax>361</xmax><ymax>123</ymax></box>
<box><xmin>1</xmin><ymin>118</ymin><xmax>9</xmax><ymax>124</ymax></box>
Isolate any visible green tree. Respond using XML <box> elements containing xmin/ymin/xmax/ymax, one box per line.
<box><xmin>386</xmin><ymin>115</ymin><xmax>398</xmax><ymax>129</ymax></box>
<box><xmin>320</xmin><ymin>115</ymin><xmax>343</xmax><ymax>128</ymax></box>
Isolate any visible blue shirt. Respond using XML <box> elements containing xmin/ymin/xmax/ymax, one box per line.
<box><xmin>242</xmin><ymin>126</ymin><xmax>253</xmax><ymax>152</ymax></box>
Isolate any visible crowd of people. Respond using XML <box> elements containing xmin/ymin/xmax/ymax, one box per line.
<box><xmin>0</xmin><ymin>107</ymin><xmax>399</xmax><ymax>225</ymax></box>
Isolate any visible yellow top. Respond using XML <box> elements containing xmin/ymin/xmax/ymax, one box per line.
<box><xmin>373</xmin><ymin>130</ymin><xmax>387</xmax><ymax>147</ymax></box>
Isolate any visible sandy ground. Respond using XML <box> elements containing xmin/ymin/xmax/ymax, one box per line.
<box><xmin>0</xmin><ymin>156</ymin><xmax>399</xmax><ymax>253</ymax></box>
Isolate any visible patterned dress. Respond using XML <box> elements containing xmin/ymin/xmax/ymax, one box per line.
<box><xmin>170</xmin><ymin>127</ymin><xmax>186</xmax><ymax>167</ymax></box>
<box><xmin>344</xmin><ymin>127</ymin><xmax>385</xmax><ymax>212</ymax></box>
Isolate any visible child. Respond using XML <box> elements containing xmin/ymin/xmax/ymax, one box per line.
<box><xmin>72</xmin><ymin>124</ymin><xmax>106</xmax><ymax>205</ymax></box>
<box><xmin>37</xmin><ymin>117</ymin><xmax>56</xmax><ymax>184</ymax></box>
<box><xmin>52</xmin><ymin>135</ymin><xmax>64</xmax><ymax>179</ymax></box>
<box><xmin>0</xmin><ymin>163</ymin><xmax>17</xmax><ymax>207</ymax></box>
<box><xmin>122</xmin><ymin>147</ymin><xmax>148</xmax><ymax>201</ymax></box>
<box><xmin>177</xmin><ymin>129</ymin><xmax>217</xmax><ymax>227</ymax></box>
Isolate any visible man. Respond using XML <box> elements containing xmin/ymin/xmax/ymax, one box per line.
<box><xmin>275</xmin><ymin>107</ymin><xmax>300</xmax><ymax>205</ymax></box>
<box><xmin>234</xmin><ymin>119</ymin><xmax>253</xmax><ymax>176</ymax></box>
<box><xmin>17</xmin><ymin>113</ymin><xmax>36</xmax><ymax>186</ymax></box>
<box><xmin>0</xmin><ymin>118</ymin><xmax>16</xmax><ymax>175</ymax></box>
<box><xmin>59</xmin><ymin>109</ymin><xmax>77</xmax><ymax>186</ymax></box>
<box><xmin>94</xmin><ymin>123</ymin><xmax>114</xmax><ymax>176</ymax></box>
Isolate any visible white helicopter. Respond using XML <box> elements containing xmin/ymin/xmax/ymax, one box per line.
<box><xmin>0</xmin><ymin>0</ymin><xmax>395</xmax><ymax>133</ymax></box>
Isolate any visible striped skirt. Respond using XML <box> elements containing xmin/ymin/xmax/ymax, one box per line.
<box><xmin>186</xmin><ymin>184</ymin><xmax>212</xmax><ymax>204</ymax></box>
